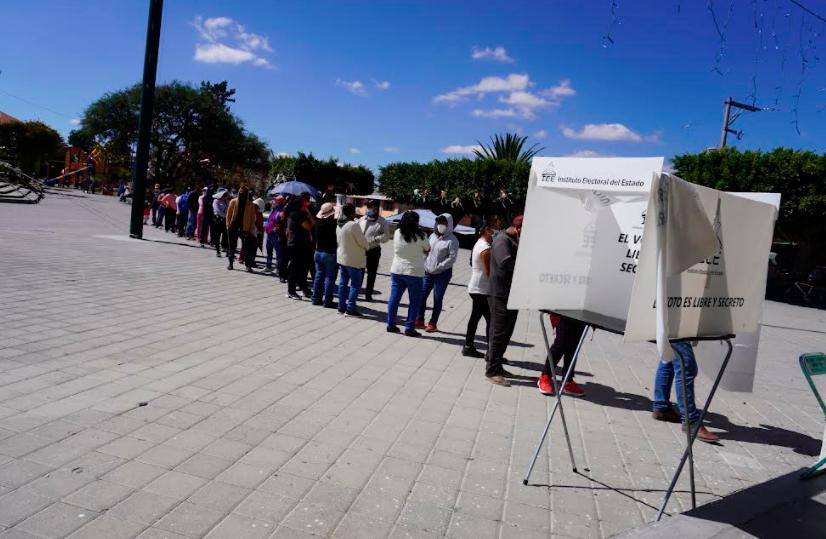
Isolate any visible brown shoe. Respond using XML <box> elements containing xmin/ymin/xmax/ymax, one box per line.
<box><xmin>486</xmin><ymin>375</ymin><xmax>511</xmax><ymax>387</ymax></box>
<box><xmin>683</xmin><ymin>423</ymin><xmax>720</xmax><ymax>443</ymax></box>
<box><xmin>652</xmin><ymin>408</ymin><xmax>682</xmax><ymax>423</ymax></box>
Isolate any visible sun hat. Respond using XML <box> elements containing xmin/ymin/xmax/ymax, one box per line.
<box><xmin>214</xmin><ymin>188</ymin><xmax>229</xmax><ymax>199</ymax></box>
<box><xmin>316</xmin><ymin>202</ymin><xmax>336</xmax><ymax>219</ymax></box>
<box><xmin>253</xmin><ymin>198</ymin><xmax>265</xmax><ymax>211</ymax></box>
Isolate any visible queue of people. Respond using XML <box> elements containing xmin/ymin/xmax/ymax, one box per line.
<box><xmin>147</xmin><ymin>184</ymin><xmax>717</xmax><ymax>442</ymax></box>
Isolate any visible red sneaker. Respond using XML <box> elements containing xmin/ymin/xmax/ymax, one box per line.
<box><xmin>414</xmin><ymin>319</ymin><xmax>425</xmax><ymax>329</ymax></box>
<box><xmin>562</xmin><ymin>380</ymin><xmax>585</xmax><ymax>397</ymax></box>
<box><xmin>425</xmin><ymin>322</ymin><xmax>438</xmax><ymax>333</ymax></box>
<box><xmin>537</xmin><ymin>374</ymin><xmax>554</xmax><ymax>395</ymax></box>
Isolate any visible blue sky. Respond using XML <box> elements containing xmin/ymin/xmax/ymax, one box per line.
<box><xmin>1</xmin><ymin>0</ymin><xmax>824</xmax><ymax>171</ymax></box>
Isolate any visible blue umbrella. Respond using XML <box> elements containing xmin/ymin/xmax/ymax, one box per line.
<box><xmin>268</xmin><ymin>180</ymin><xmax>321</xmax><ymax>199</ymax></box>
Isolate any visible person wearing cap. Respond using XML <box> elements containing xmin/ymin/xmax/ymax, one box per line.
<box><xmin>311</xmin><ymin>202</ymin><xmax>339</xmax><ymax>307</ymax></box>
<box><xmin>225</xmin><ymin>186</ymin><xmax>257</xmax><ymax>271</ymax></box>
<box><xmin>212</xmin><ymin>189</ymin><xmax>229</xmax><ymax>257</ymax></box>
<box><xmin>485</xmin><ymin>215</ymin><xmax>523</xmax><ymax>387</ymax></box>
<box><xmin>358</xmin><ymin>199</ymin><xmax>390</xmax><ymax>302</ymax></box>
<box><xmin>336</xmin><ymin>203</ymin><xmax>369</xmax><ymax>315</ymax></box>
<box><xmin>264</xmin><ymin>195</ymin><xmax>286</xmax><ymax>273</ymax></box>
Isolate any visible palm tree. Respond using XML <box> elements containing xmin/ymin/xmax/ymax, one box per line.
<box><xmin>473</xmin><ymin>132</ymin><xmax>544</xmax><ymax>164</ymax></box>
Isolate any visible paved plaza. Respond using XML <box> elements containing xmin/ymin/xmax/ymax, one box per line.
<box><xmin>0</xmin><ymin>192</ymin><xmax>824</xmax><ymax>538</ymax></box>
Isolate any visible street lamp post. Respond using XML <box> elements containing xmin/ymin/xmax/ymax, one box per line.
<box><xmin>129</xmin><ymin>0</ymin><xmax>164</xmax><ymax>239</ymax></box>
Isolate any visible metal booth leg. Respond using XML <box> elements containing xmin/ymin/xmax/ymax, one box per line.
<box><xmin>656</xmin><ymin>338</ymin><xmax>734</xmax><ymax>521</ymax></box>
<box><xmin>523</xmin><ymin>315</ymin><xmax>588</xmax><ymax>485</ymax></box>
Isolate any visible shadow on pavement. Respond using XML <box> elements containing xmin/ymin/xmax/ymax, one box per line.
<box><xmin>583</xmin><ymin>381</ymin><xmax>822</xmax><ymax>456</ymax></box>
<box><xmin>679</xmin><ymin>469</ymin><xmax>826</xmax><ymax>539</ymax></box>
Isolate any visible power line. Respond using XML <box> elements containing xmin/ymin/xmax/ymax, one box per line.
<box><xmin>0</xmin><ymin>89</ymin><xmax>75</xmax><ymax>120</ymax></box>
<box><xmin>789</xmin><ymin>0</ymin><xmax>826</xmax><ymax>24</ymax></box>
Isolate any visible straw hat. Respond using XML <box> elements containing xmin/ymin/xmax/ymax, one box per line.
<box><xmin>253</xmin><ymin>198</ymin><xmax>265</xmax><ymax>211</ymax></box>
<box><xmin>316</xmin><ymin>202</ymin><xmax>335</xmax><ymax>219</ymax></box>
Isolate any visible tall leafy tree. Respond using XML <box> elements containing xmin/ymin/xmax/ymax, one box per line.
<box><xmin>72</xmin><ymin>80</ymin><xmax>269</xmax><ymax>188</ymax></box>
<box><xmin>673</xmin><ymin>147</ymin><xmax>826</xmax><ymax>274</ymax></box>
<box><xmin>0</xmin><ymin>120</ymin><xmax>64</xmax><ymax>175</ymax></box>
<box><xmin>473</xmin><ymin>132</ymin><xmax>544</xmax><ymax>164</ymax></box>
<box><xmin>270</xmin><ymin>152</ymin><xmax>374</xmax><ymax>194</ymax></box>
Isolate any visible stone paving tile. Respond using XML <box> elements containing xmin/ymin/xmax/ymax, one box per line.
<box><xmin>0</xmin><ymin>196</ymin><xmax>824</xmax><ymax>538</ymax></box>
<box><xmin>15</xmin><ymin>502</ymin><xmax>98</xmax><ymax>538</ymax></box>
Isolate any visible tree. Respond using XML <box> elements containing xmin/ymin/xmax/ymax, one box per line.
<box><xmin>473</xmin><ymin>132</ymin><xmax>544</xmax><ymax>164</ymax></box>
<box><xmin>673</xmin><ymin>147</ymin><xmax>826</xmax><ymax>275</ymax></box>
<box><xmin>270</xmin><ymin>152</ymin><xmax>374</xmax><ymax>194</ymax></box>
<box><xmin>0</xmin><ymin>120</ymin><xmax>64</xmax><ymax>175</ymax></box>
<box><xmin>74</xmin><ymin>80</ymin><xmax>269</xmax><ymax>189</ymax></box>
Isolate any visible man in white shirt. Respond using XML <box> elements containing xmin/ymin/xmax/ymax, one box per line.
<box><xmin>358</xmin><ymin>199</ymin><xmax>390</xmax><ymax>302</ymax></box>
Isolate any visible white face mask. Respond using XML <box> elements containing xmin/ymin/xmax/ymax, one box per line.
<box><xmin>436</xmin><ymin>224</ymin><xmax>447</xmax><ymax>234</ymax></box>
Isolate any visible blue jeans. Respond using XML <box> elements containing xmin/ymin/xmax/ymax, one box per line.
<box><xmin>312</xmin><ymin>251</ymin><xmax>338</xmax><ymax>305</ymax></box>
<box><xmin>265</xmin><ymin>232</ymin><xmax>282</xmax><ymax>270</ymax></box>
<box><xmin>387</xmin><ymin>274</ymin><xmax>424</xmax><ymax>331</ymax></box>
<box><xmin>338</xmin><ymin>266</ymin><xmax>364</xmax><ymax>313</ymax></box>
<box><xmin>187</xmin><ymin>211</ymin><xmax>197</xmax><ymax>237</ymax></box>
<box><xmin>653</xmin><ymin>342</ymin><xmax>700</xmax><ymax>424</ymax></box>
<box><xmin>418</xmin><ymin>269</ymin><xmax>452</xmax><ymax>324</ymax></box>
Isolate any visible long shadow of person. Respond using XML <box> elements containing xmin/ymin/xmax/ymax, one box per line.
<box><xmin>581</xmin><ymin>381</ymin><xmax>822</xmax><ymax>456</ymax></box>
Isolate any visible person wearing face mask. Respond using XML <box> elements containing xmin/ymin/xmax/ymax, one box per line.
<box><xmin>485</xmin><ymin>215</ymin><xmax>523</xmax><ymax>386</ymax></box>
<box><xmin>359</xmin><ymin>199</ymin><xmax>390</xmax><ymax>302</ymax></box>
<box><xmin>416</xmin><ymin>214</ymin><xmax>460</xmax><ymax>333</ymax></box>
<box><xmin>225</xmin><ymin>185</ymin><xmax>257</xmax><ymax>272</ymax></box>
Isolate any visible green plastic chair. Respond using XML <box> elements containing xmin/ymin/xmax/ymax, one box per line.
<box><xmin>800</xmin><ymin>353</ymin><xmax>826</xmax><ymax>479</ymax></box>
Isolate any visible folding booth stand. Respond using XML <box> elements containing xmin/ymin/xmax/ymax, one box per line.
<box><xmin>521</xmin><ymin>309</ymin><xmax>735</xmax><ymax>520</ymax></box>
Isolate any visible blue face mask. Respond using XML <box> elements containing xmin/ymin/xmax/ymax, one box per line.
<box><xmin>367</xmin><ymin>209</ymin><xmax>377</xmax><ymax>218</ymax></box>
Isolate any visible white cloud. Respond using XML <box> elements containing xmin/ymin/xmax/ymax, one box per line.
<box><xmin>540</xmin><ymin>79</ymin><xmax>576</xmax><ymax>99</ymax></box>
<box><xmin>373</xmin><ymin>79</ymin><xmax>391</xmax><ymax>90</ymax></box>
<box><xmin>435</xmin><ymin>75</ymin><xmax>575</xmax><ymax>120</ymax></box>
<box><xmin>192</xmin><ymin>16</ymin><xmax>274</xmax><ymax>68</ymax></box>
<box><xmin>561</xmin><ymin>123</ymin><xmax>655</xmax><ymax>142</ymax></box>
<box><xmin>275</xmin><ymin>152</ymin><xmax>293</xmax><ymax>158</ymax></box>
<box><xmin>348</xmin><ymin>147</ymin><xmax>361</xmax><ymax>154</ymax></box>
<box><xmin>533</xmin><ymin>129</ymin><xmax>547</xmax><ymax>139</ymax></box>
<box><xmin>567</xmin><ymin>150</ymin><xmax>604</xmax><ymax>157</ymax></box>
<box><xmin>195</xmin><ymin>43</ymin><xmax>257</xmax><ymax>64</ymax></box>
<box><xmin>440</xmin><ymin>144</ymin><xmax>482</xmax><ymax>154</ymax></box>
<box><xmin>433</xmin><ymin>73</ymin><xmax>530</xmax><ymax>105</ymax></box>
<box><xmin>69</xmin><ymin>118</ymin><xmax>81</xmax><ymax>126</ymax></box>
<box><xmin>383</xmin><ymin>146</ymin><xmax>400</xmax><ymax>153</ymax></box>
<box><xmin>471</xmin><ymin>108</ymin><xmax>520</xmax><ymax>119</ymax></box>
<box><xmin>471</xmin><ymin>46</ymin><xmax>514</xmax><ymax>63</ymax></box>
<box><xmin>337</xmin><ymin>79</ymin><xmax>368</xmax><ymax>96</ymax></box>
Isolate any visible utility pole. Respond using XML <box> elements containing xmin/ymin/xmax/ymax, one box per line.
<box><xmin>129</xmin><ymin>0</ymin><xmax>164</xmax><ymax>239</ymax></box>
<box><xmin>719</xmin><ymin>97</ymin><xmax>762</xmax><ymax>149</ymax></box>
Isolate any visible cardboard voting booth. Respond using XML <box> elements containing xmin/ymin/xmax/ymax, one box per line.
<box><xmin>513</xmin><ymin>157</ymin><xmax>779</xmax><ymax>520</ymax></box>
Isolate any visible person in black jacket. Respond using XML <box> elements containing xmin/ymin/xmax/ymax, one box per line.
<box><xmin>286</xmin><ymin>199</ymin><xmax>314</xmax><ymax>299</ymax></box>
<box><xmin>311</xmin><ymin>202</ymin><xmax>339</xmax><ymax>307</ymax></box>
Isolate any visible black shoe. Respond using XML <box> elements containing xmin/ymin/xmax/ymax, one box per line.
<box><xmin>287</xmin><ymin>293</ymin><xmax>301</xmax><ymax>300</ymax></box>
<box><xmin>227</xmin><ymin>262</ymin><xmax>233</xmax><ymax>270</ymax></box>
<box><xmin>246</xmin><ymin>266</ymin><xmax>253</xmax><ymax>273</ymax></box>
<box><xmin>404</xmin><ymin>329</ymin><xmax>421</xmax><ymax>337</ymax></box>
<box><xmin>365</xmin><ymin>295</ymin><xmax>373</xmax><ymax>302</ymax></box>
<box><xmin>387</xmin><ymin>326</ymin><xmax>401</xmax><ymax>333</ymax></box>
<box><xmin>462</xmin><ymin>346</ymin><xmax>484</xmax><ymax>358</ymax></box>
<box><xmin>345</xmin><ymin>309</ymin><xmax>363</xmax><ymax>317</ymax></box>
<box><xmin>216</xmin><ymin>252</ymin><xmax>221</xmax><ymax>258</ymax></box>
<box><xmin>323</xmin><ymin>303</ymin><xmax>337</xmax><ymax>309</ymax></box>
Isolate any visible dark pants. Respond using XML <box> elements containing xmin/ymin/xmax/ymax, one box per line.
<box><xmin>364</xmin><ymin>247</ymin><xmax>381</xmax><ymax>298</ymax></box>
<box><xmin>288</xmin><ymin>245</ymin><xmax>311</xmax><ymax>295</ymax></box>
<box><xmin>212</xmin><ymin>218</ymin><xmax>227</xmax><ymax>253</ymax></box>
<box><xmin>200</xmin><ymin>216</ymin><xmax>212</xmax><ymax>245</ymax></box>
<box><xmin>276</xmin><ymin>234</ymin><xmax>288</xmax><ymax>279</ymax></box>
<box><xmin>151</xmin><ymin>205</ymin><xmax>160</xmax><ymax>226</ymax></box>
<box><xmin>485</xmin><ymin>295</ymin><xmax>518</xmax><ymax>376</ymax></box>
<box><xmin>543</xmin><ymin>317</ymin><xmax>586</xmax><ymax>378</ymax></box>
<box><xmin>164</xmin><ymin>207</ymin><xmax>176</xmax><ymax>232</ymax></box>
<box><xmin>177</xmin><ymin>212</ymin><xmax>187</xmax><ymax>237</ymax></box>
<box><xmin>464</xmin><ymin>293</ymin><xmax>490</xmax><ymax>348</ymax></box>
<box><xmin>227</xmin><ymin>229</ymin><xmax>240</xmax><ymax>263</ymax></box>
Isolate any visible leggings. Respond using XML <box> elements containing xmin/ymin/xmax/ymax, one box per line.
<box><xmin>464</xmin><ymin>293</ymin><xmax>490</xmax><ymax>347</ymax></box>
